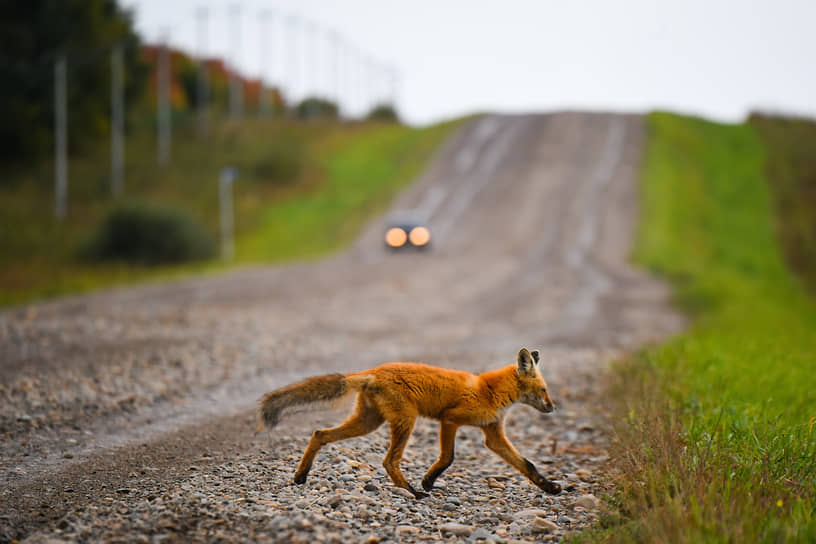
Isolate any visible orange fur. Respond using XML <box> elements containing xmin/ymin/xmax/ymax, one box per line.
<box><xmin>256</xmin><ymin>347</ymin><xmax>561</xmax><ymax>498</ymax></box>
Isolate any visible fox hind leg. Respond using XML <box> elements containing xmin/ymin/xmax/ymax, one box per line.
<box><xmin>293</xmin><ymin>394</ymin><xmax>384</xmax><ymax>485</ymax></box>
<box><xmin>421</xmin><ymin>421</ymin><xmax>458</xmax><ymax>491</ymax></box>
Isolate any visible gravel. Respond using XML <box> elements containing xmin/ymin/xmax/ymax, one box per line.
<box><xmin>12</xmin><ymin>348</ymin><xmax>617</xmax><ymax>543</ymax></box>
<box><xmin>1</xmin><ymin>113</ymin><xmax>684</xmax><ymax>543</ymax></box>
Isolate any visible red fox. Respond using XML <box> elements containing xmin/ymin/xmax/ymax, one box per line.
<box><xmin>256</xmin><ymin>347</ymin><xmax>561</xmax><ymax>498</ymax></box>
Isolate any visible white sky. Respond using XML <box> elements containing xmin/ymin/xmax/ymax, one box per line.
<box><xmin>123</xmin><ymin>0</ymin><xmax>816</xmax><ymax>126</ymax></box>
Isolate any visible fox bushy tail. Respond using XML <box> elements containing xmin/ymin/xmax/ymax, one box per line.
<box><xmin>256</xmin><ymin>373</ymin><xmax>371</xmax><ymax>432</ymax></box>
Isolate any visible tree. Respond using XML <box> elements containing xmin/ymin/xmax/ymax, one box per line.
<box><xmin>0</xmin><ymin>1</ymin><xmax>146</xmax><ymax>168</ymax></box>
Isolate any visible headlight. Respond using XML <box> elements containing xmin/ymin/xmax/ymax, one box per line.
<box><xmin>385</xmin><ymin>227</ymin><xmax>408</xmax><ymax>247</ymax></box>
<box><xmin>409</xmin><ymin>226</ymin><xmax>431</xmax><ymax>246</ymax></box>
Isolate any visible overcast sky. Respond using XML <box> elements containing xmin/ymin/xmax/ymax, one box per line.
<box><xmin>123</xmin><ymin>0</ymin><xmax>816</xmax><ymax>126</ymax></box>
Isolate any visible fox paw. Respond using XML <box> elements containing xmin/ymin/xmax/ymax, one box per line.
<box><xmin>293</xmin><ymin>472</ymin><xmax>308</xmax><ymax>485</ymax></box>
<box><xmin>543</xmin><ymin>481</ymin><xmax>562</xmax><ymax>495</ymax></box>
<box><xmin>412</xmin><ymin>490</ymin><xmax>429</xmax><ymax>499</ymax></box>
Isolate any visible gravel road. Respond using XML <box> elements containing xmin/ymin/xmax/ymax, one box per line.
<box><xmin>1</xmin><ymin>112</ymin><xmax>682</xmax><ymax>543</ymax></box>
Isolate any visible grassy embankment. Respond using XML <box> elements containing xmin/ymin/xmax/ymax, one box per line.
<box><xmin>749</xmin><ymin>114</ymin><xmax>816</xmax><ymax>294</ymax></box>
<box><xmin>593</xmin><ymin>113</ymin><xmax>816</xmax><ymax>542</ymax></box>
<box><xmin>0</xmin><ymin>117</ymin><xmax>461</xmax><ymax>306</ymax></box>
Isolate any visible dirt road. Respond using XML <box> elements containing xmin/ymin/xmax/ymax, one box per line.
<box><xmin>0</xmin><ymin>113</ymin><xmax>681</xmax><ymax>542</ymax></box>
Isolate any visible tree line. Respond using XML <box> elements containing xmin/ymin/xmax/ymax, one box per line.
<box><xmin>0</xmin><ymin>1</ymin><xmax>397</xmax><ymax>173</ymax></box>
<box><xmin>0</xmin><ymin>1</ymin><xmax>145</xmax><ymax>166</ymax></box>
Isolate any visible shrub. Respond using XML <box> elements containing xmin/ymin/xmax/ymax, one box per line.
<box><xmin>80</xmin><ymin>200</ymin><xmax>215</xmax><ymax>265</ymax></box>
<box><xmin>365</xmin><ymin>103</ymin><xmax>400</xmax><ymax>123</ymax></box>
<box><xmin>251</xmin><ymin>137</ymin><xmax>303</xmax><ymax>185</ymax></box>
<box><xmin>292</xmin><ymin>97</ymin><xmax>338</xmax><ymax>120</ymax></box>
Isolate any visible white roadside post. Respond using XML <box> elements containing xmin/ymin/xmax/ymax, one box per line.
<box><xmin>219</xmin><ymin>167</ymin><xmax>238</xmax><ymax>260</ymax></box>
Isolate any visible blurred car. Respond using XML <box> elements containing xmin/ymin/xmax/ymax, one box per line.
<box><xmin>384</xmin><ymin>212</ymin><xmax>432</xmax><ymax>251</ymax></box>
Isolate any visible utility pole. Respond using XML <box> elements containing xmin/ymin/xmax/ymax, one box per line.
<box><xmin>157</xmin><ymin>32</ymin><xmax>171</xmax><ymax>166</ymax></box>
<box><xmin>259</xmin><ymin>10</ymin><xmax>272</xmax><ymax>116</ymax></box>
<box><xmin>369</xmin><ymin>57</ymin><xmax>381</xmax><ymax>113</ymax></box>
<box><xmin>366</xmin><ymin>57</ymin><xmax>376</xmax><ymax>112</ymax></box>
<box><xmin>312</xmin><ymin>22</ymin><xmax>323</xmax><ymax>101</ymax></box>
<box><xmin>219</xmin><ymin>167</ymin><xmax>238</xmax><ymax>260</ymax></box>
<box><xmin>389</xmin><ymin>65</ymin><xmax>400</xmax><ymax>112</ymax></box>
<box><xmin>304</xmin><ymin>20</ymin><xmax>316</xmax><ymax>117</ymax></box>
<box><xmin>111</xmin><ymin>44</ymin><xmax>125</xmax><ymax>197</ymax></box>
<box><xmin>271</xmin><ymin>14</ymin><xmax>283</xmax><ymax>109</ymax></box>
<box><xmin>357</xmin><ymin>47</ymin><xmax>368</xmax><ymax>119</ymax></box>
<box><xmin>196</xmin><ymin>7</ymin><xmax>209</xmax><ymax>138</ymax></box>
<box><xmin>332</xmin><ymin>32</ymin><xmax>343</xmax><ymax>117</ymax></box>
<box><xmin>285</xmin><ymin>15</ymin><xmax>300</xmax><ymax>114</ymax></box>
<box><xmin>319</xmin><ymin>26</ymin><xmax>329</xmax><ymax>103</ymax></box>
<box><xmin>328</xmin><ymin>29</ymin><xmax>340</xmax><ymax>115</ymax></box>
<box><xmin>54</xmin><ymin>54</ymin><xmax>67</xmax><ymax>220</ymax></box>
<box><xmin>229</xmin><ymin>4</ymin><xmax>243</xmax><ymax>122</ymax></box>
<box><xmin>355</xmin><ymin>47</ymin><xmax>366</xmax><ymax>119</ymax></box>
<box><xmin>372</xmin><ymin>60</ymin><xmax>386</xmax><ymax>112</ymax></box>
<box><xmin>342</xmin><ymin>39</ymin><xmax>355</xmax><ymax>118</ymax></box>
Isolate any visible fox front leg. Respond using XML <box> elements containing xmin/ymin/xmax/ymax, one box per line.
<box><xmin>481</xmin><ymin>422</ymin><xmax>561</xmax><ymax>495</ymax></box>
<box><xmin>421</xmin><ymin>422</ymin><xmax>458</xmax><ymax>492</ymax></box>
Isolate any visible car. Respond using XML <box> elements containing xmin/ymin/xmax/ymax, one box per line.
<box><xmin>384</xmin><ymin>212</ymin><xmax>432</xmax><ymax>251</ymax></box>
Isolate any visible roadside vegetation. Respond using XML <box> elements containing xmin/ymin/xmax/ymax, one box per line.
<box><xmin>0</xmin><ymin>117</ymin><xmax>460</xmax><ymax>306</ymax></box>
<box><xmin>749</xmin><ymin>113</ymin><xmax>816</xmax><ymax>294</ymax></box>
<box><xmin>592</xmin><ymin>113</ymin><xmax>816</xmax><ymax>542</ymax></box>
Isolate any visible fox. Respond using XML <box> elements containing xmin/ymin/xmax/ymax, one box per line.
<box><xmin>256</xmin><ymin>347</ymin><xmax>561</xmax><ymax>498</ymax></box>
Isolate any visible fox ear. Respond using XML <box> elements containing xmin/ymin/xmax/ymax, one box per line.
<box><xmin>531</xmin><ymin>350</ymin><xmax>540</xmax><ymax>364</ymax></box>
<box><xmin>517</xmin><ymin>348</ymin><xmax>534</xmax><ymax>374</ymax></box>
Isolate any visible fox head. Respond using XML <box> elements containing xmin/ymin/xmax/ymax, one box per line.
<box><xmin>516</xmin><ymin>347</ymin><xmax>555</xmax><ymax>413</ymax></box>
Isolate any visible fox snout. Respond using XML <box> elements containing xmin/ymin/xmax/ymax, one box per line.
<box><xmin>523</xmin><ymin>395</ymin><xmax>555</xmax><ymax>413</ymax></box>
<box><xmin>536</xmin><ymin>400</ymin><xmax>554</xmax><ymax>413</ymax></box>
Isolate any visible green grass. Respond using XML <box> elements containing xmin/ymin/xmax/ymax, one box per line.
<box><xmin>238</xmin><ymin>120</ymin><xmax>456</xmax><ymax>260</ymax></box>
<box><xmin>749</xmin><ymin>114</ymin><xmax>816</xmax><ymax>294</ymax></box>
<box><xmin>0</xmin><ymin>116</ymin><xmax>461</xmax><ymax>306</ymax></box>
<box><xmin>590</xmin><ymin>113</ymin><xmax>816</xmax><ymax>542</ymax></box>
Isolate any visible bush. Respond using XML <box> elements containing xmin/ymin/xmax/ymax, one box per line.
<box><xmin>80</xmin><ymin>200</ymin><xmax>215</xmax><ymax>265</ymax></box>
<box><xmin>292</xmin><ymin>97</ymin><xmax>338</xmax><ymax>120</ymax></box>
<box><xmin>251</xmin><ymin>138</ymin><xmax>303</xmax><ymax>185</ymax></box>
<box><xmin>365</xmin><ymin>103</ymin><xmax>400</xmax><ymax>123</ymax></box>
